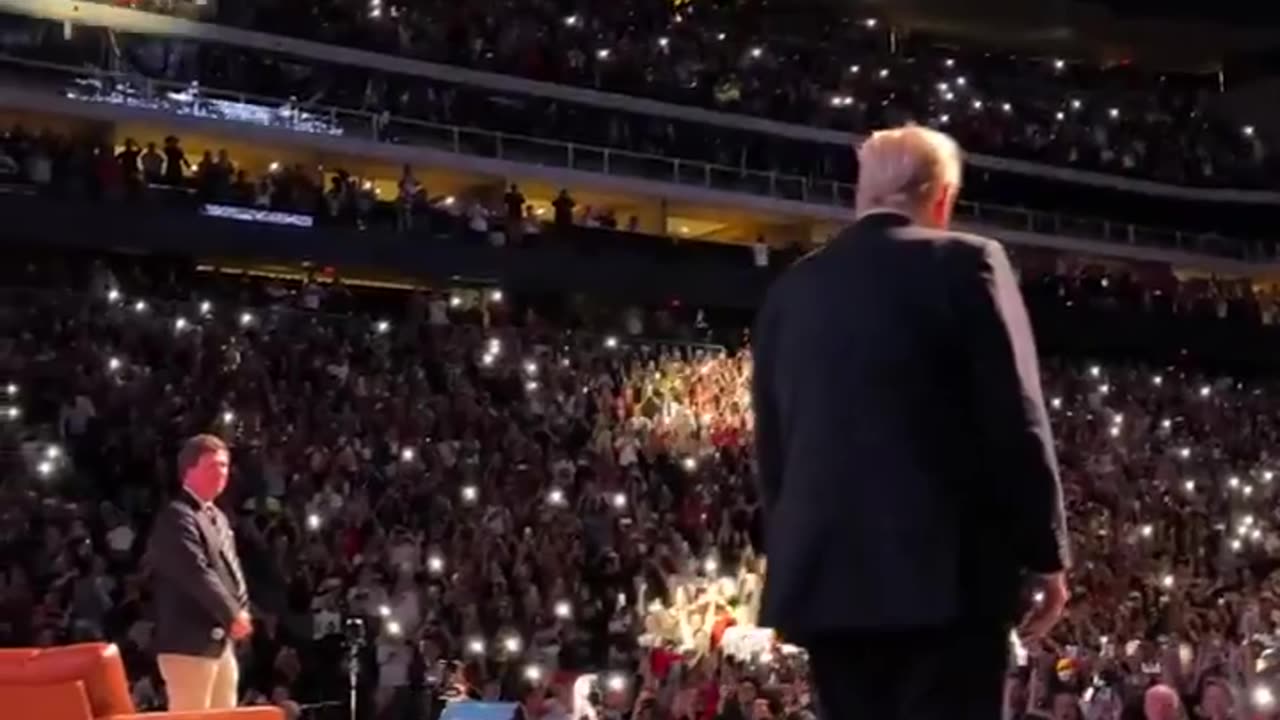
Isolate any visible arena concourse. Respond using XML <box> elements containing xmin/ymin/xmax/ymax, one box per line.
<box><xmin>0</xmin><ymin>1</ymin><xmax>1279</xmax><ymax>720</ymax></box>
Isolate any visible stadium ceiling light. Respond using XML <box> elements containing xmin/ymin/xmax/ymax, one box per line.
<box><xmin>749</xmin><ymin>47</ymin><xmax>763</xmax><ymax>58</ymax></box>
<box><xmin>848</xmin><ymin>64</ymin><xmax>860</xmax><ymax>74</ymax></box>
<box><xmin>1243</xmin><ymin>125</ymin><xmax>1256</xmax><ymax>137</ymax></box>
<box><xmin>877</xmin><ymin>68</ymin><xmax>889</xmax><ymax>79</ymax></box>
<box><xmin>863</xmin><ymin>18</ymin><xmax>878</xmax><ymax>28</ymax></box>
<box><xmin>1054</xmin><ymin>58</ymin><xmax>1065</xmax><ymax>70</ymax></box>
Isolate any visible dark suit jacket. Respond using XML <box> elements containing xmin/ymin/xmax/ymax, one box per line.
<box><xmin>751</xmin><ymin>212</ymin><xmax>1070</xmax><ymax>640</ymax></box>
<box><xmin>148</xmin><ymin>490</ymin><xmax>249</xmax><ymax>657</ymax></box>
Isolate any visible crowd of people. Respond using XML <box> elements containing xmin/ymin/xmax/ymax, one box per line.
<box><xmin>0</xmin><ymin>12</ymin><xmax>1275</xmax><ymax>254</ymax></box>
<box><xmin>3</xmin><ymin>247</ymin><xmax>1280</xmax><ymax>720</ymax></box>
<box><xmin>66</xmin><ymin>0</ymin><xmax>1275</xmax><ymax>191</ymax></box>
<box><xmin>0</xmin><ymin>124</ymin><xmax>645</xmax><ymax>250</ymax></box>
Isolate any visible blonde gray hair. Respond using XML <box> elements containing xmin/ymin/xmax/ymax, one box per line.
<box><xmin>854</xmin><ymin>125</ymin><xmax>962</xmax><ymax>215</ymax></box>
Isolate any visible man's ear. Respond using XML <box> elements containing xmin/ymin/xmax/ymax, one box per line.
<box><xmin>927</xmin><ymin>183</ymin><xmax>956</xmax><ymax>229</ymax></box>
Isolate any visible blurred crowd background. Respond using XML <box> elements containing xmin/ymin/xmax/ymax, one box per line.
<box><xmin>3</xmin><ymin>245</ymin><xmax>1280</xmax><ymax>720</ymax></box>
<box><xmin>0</xmin><ymin>1</ymin><xmax>1279</xmax><ymax>720</ymax></box>
<box><xmin>54</xmin><ymin>0</ymin><xmax>1273</xmax><ymax>190</ymax></box>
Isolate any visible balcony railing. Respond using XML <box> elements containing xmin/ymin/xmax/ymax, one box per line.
<box><xmin>0</xmin><ymin>54</ymin><xmax>1270</xmax><ymax>262</ymax></box>
<box><xmin>19</xmin><ymin>0</ymin><xmax>1280</xmax><ymax>204</ymax></box>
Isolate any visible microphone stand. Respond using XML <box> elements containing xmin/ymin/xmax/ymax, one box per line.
<box><xmin>347</xmin><ymin>640</ymin><xmax>360</xmax><ymax>720</ymax></box>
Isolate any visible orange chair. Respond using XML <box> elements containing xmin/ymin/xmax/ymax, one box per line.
<box><xmin>0</xmin><ymin>643</ymin><xmax>284</xmax><ymax>720</ymax></box>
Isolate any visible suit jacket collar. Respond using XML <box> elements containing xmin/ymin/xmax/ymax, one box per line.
<box><xmin>825</xmin><ymin>211</ymin><xmax>914</xmax><ymax>251</ymax></box>
<box><xmin>853</xmin><ymin>210</ymin><xmax>914</xmax><ymax>232</ymax></box>
<box><xmin>180</xmin><ymin>487</ymin><xmax>212</xmax><ymax>512</ymax></box>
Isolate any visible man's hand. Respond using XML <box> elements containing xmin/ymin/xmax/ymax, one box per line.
<box><xmin>230</xmin><ymin>610</ymin><xmax>253</xmax><ymax>641</ymax></box>
<box><xmin>1019</xmin><ymin>572</ymin><xmax>1068</xmax><ymax>641</ymax></box>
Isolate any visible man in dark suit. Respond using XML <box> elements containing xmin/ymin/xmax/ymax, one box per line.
<box><xmin>751</xmin><ymin>125</ymin><xmax>1070</xmax><ymax>719</ymax></box>
<box><xmin>149</xmin><ymin>433</ymin><xmax>252</xmax><ymax>710</ymax></box>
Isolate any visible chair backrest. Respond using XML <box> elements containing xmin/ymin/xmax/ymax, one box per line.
<box><xmin>0</xmin><ymin>643</ymin><xmax>136</xmax><ymax>718</ymax></box>
<box><xmin>0</xmin><ymin>680</ymin><xmax>96</xmax><ymax>720</ymax></box>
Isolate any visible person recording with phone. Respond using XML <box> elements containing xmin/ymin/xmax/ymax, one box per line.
<box><xmin>148</xmin><ymin>434</ymin><xmax>253</xmax><ymax>710</ymax></box>
<box><xmin>751</xmin><ymin>125</ymin><xmax>1070</xmax><ymax>719</ymax></box>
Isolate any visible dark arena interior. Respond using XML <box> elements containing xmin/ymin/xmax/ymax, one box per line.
<box><xmin>0</xmin><ymin>0</ymin><xmax>1279</xmax><ymax>719</ymax></box>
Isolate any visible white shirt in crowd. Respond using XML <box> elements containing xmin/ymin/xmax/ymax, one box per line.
<box><xmin>468</xmin><ymin>204</ymin><xmax>489</xmax><ymax>233</ymax></box>
<box><xmin>428</xmin><ymin>298</ymin><xmax>449</xmax><ymax>326</ymax></box>
<box><xmin>26</xmin><ymin>151</ymin><xmax>51</xmax><ymax>185</ymax></box>
<box><xmin>388</xmin><ymin>539</ymin><xmax>419</xmax><ymax>572</ymax></box>
<box><xmin>61</xmin><ymin>394</ymin><xmax>96</xmax><ymax>438</ymax></box>
<box><xmin>752</xmin><ymin>239</ymin><xmax>770</xmax><ymax>268</ymax></box>
<box><xmin>301</xmin><ymin>282</ymin><xmax>323</xmax><ymax>310</ymax></box>
<box><xmin>106</xmin><ymin>523</ymin><xmax>136</xmax><ymax>554</ymax></box>
<box><xmin>377</xmin><ymin>638</ymin><xmax>411</xmax><ymax>688</ymax></box>
<box><xmin>390</xmin><ymin>588</ymin><xmax>421</xmax><ymax>631</ymax></box>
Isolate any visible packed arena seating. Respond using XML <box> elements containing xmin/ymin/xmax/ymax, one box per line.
<box><xmin>0</xmin><ymin>9</ymin><xmax>1276</xmax><ymax>254</ymax></box>
<box><xmin>7</xmin><ymin>9</ymin><xmax>1280</xmax><ymax>712</ymax></box>
<box><xmin>62</xmin><ymin>0</ymin><xmax>1276</xmax><ymax>190</ymax></box>
<box><xmin>4</xmin><ymin>241</ymin><xmax>1280</xmax><ymax>720</ymax></box>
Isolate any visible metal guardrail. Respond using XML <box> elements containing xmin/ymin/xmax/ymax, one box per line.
<box><xmin>31</xmin><ymin>0</ymin><xmax>1280</xmax><ymax>205</ymax></box>
<box><xmin>0</xmin><ymin>55</ymin><xmax>1270</xmax><ymax>261</ymax></box>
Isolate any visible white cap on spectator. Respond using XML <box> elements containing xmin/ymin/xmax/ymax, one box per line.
<box><xmin>855</xmin><ymin>125</ymin><xmax>962</xmax><ymax>228</ymax></box>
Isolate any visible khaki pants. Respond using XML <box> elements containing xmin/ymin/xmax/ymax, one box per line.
<box><xmin>157</xmin><ymin>644</ymin><xmax>239</xmax><ymax>711</ymax></box>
